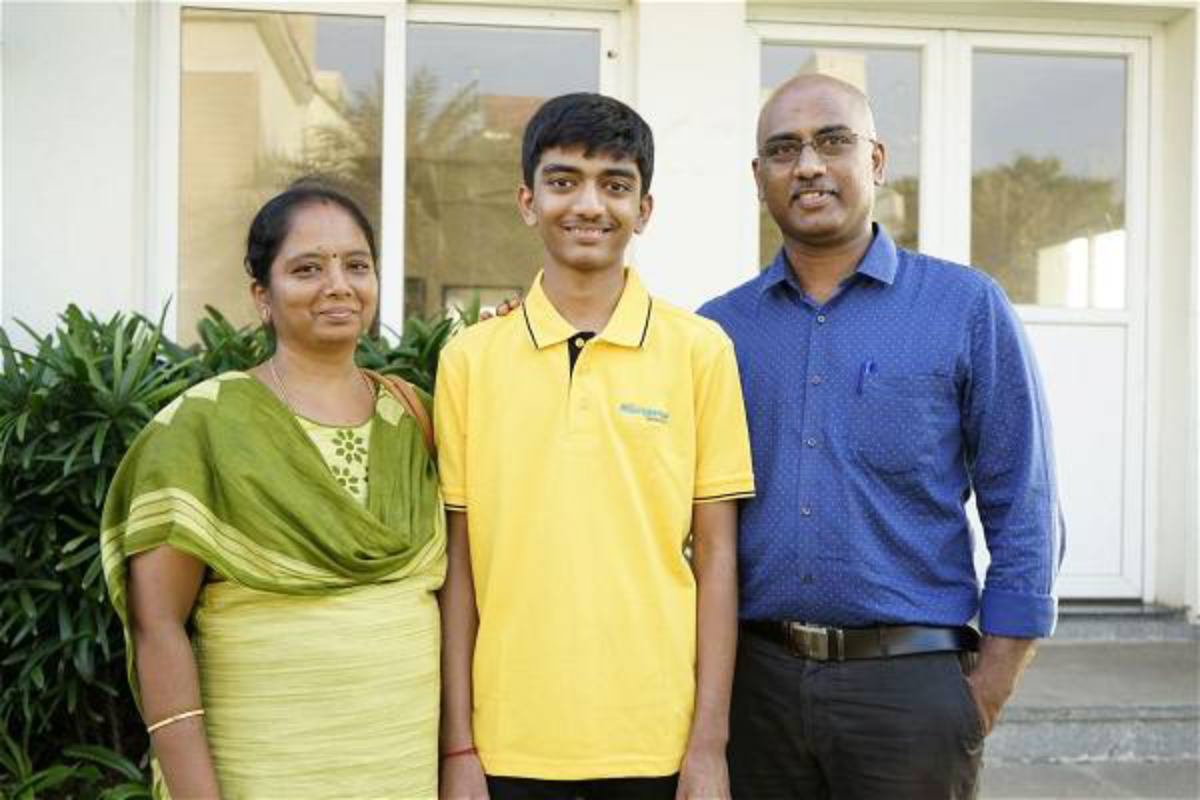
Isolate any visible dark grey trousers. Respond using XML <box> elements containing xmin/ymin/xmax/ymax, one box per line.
<box><xmin>728</xmin><ymin>630</ymin><xmax>985</xmax><ymax>800</ymax></box>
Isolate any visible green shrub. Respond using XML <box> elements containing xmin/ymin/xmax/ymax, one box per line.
<box><xmin>0</xmin><ymin>303</ymin><xmax>465</xmax><ymax>795</ymax></box>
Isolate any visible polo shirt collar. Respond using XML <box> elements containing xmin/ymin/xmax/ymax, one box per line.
<box><xmin>758</xmin><ymin>223</ymin><xmax>900</xmax><ymax>297</ymax></box>
<box><xmin>521</xmin><ymin>267</ymin><xmax>653</xmax><ymax>350</ymax></box>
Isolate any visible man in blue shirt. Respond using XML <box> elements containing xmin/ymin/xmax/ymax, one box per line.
<box><xmin>698</xmin><ymin>74</ymin><xmax>1064</xmax><ymax>799</ymax></box>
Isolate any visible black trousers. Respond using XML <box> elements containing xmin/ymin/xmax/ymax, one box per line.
<box><xmin>486</xmin><ymin>774</ymin><xmax>679</xmax><ymax>800</ymax></box>
<box><xmin>728</xmin><ymin>630</ymin><xmax>984</xmax><ymax>800</ymax></box>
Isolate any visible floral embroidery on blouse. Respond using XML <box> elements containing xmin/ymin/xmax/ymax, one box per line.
<box><xmin>297</xmin><ymin>416</ymin><xmax>372</xmax><ymax>505</ymax></box>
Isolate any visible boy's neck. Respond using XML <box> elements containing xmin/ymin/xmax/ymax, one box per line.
<box><xmin>541</xmin><ymin>262</ymin><xmax>627</xmax><ymax>333</ymax></box>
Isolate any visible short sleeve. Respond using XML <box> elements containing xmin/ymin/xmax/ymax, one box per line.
<box><xmin>433</xmin><ymin>341</ymin><xmax>469</xmax><ymax>511</ymax></box>
<box><xmin>693</xmin><ymin>334</ymin><xmax>756</xmax><ymax>503</ymax></box>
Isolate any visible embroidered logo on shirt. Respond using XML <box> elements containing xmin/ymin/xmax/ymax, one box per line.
<box><xmin>618</xmin><ymin>403</ymin><xmax>670</xmax><ymax>424</ymax></box>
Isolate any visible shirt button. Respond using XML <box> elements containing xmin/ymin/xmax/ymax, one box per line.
<box><xmin>805</xmin><ymin>437</ymin><xmax>817</xmax><ymax>448</ymax></box>
<box><xmin>802</xmin><ymin>573</ymin><xmax>814</xmax><ymax>584</ymax></box>
<box><xmin>800</xmin><ymin>505</ymin><xmax>812</xmax><ymax>516</ymax></box>
<box><xmin>810</xmin><ymin>375</ymin><xmax>823</xmax><ymax>385</ymax></box>
<box><xmin>574</xmin><ymin>337</ymin><xmax>586</xmax><ymax>348</ymax></box>
<box><xmin>816</xmin><ymin>315</ymin><xmax>827</xmax><ymax>324</ymax></box>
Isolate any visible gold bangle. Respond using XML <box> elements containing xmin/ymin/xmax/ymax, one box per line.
<box><xmin>146</xmin><ymin>708</ymin><xmax>205</xmax><ymax>734</ymax></box>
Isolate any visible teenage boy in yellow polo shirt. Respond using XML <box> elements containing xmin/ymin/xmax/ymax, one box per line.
<box><xmin>435</xmin><ymin>93</ymin><xmax>755</xmax><ymax>800</ymax></box>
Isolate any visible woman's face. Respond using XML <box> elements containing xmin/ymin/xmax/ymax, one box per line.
<box><xmin>252</xmin><ymin>202</ymin><xmax>378</xmax><ymax>353</ymax></box>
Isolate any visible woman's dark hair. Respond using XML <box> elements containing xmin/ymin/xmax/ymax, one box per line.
<box><xmin>244</xmin><ymin>182</ymin><xmax>377</xmax><ymax>286</ymax></box>
<box><xmin>521</xmin><ymin>93</ymin><xmax>655</xmax><ymax>196</ymax></box>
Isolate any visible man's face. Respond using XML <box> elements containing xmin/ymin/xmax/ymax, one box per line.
<box><xmin>754</xmin><ymin>81</ymin><xmax>886</xmax><ymax>251</ymax></box>
<box><xmin>518</xmin><ymin>146</ymin><xmax>653</xmax><ymax>275</ymax></box>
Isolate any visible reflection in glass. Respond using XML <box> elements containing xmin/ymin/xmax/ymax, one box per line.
<box><xmin>759</xmin><ymin>44</ymin><xmax>921</xmax><ymax>267</ymax></box>
<box><xmin>405</xmin><ymin>24</ymin><xmax>599</xmax><ymax>320</ymax></box>
<box><xmin>972</xmin><ymin>52</ymin><xmax>1126</xmax><ymax>309</ymax></box>
<box><xmin>179</xmin><ymin>9</ymin><xmax>384</xmax><ymax>340</ymax></box>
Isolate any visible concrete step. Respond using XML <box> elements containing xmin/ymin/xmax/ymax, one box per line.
<box><xmin>981</xmin><ymin>759</ymin><xmax>1200</xmax><ymax>799</ymax></box>
<box><xmin>987</xmin><ymin>640</ymin><xmax>1199</xmax><ymax>763</ymax></box>
<box><xmin>1054</xmin><ymin>603</ymin><xmax>1200</xmax><ymax>643</ymax></box>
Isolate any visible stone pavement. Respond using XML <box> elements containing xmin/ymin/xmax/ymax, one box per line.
<box><xmin>981</xmin><ymin>759</ymin><xmax>1199</xmax><ymax>799</ymax></box>
<box><xmin>979</xmin><ymin>605</ymin><xmax>1198</xmax><ymax>799</ymax></box>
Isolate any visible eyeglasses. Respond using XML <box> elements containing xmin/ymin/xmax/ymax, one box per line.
<box><xmin>759</xmin><ymin>131</ymin><xmax>876</xmax><ymax>166</ymax></box>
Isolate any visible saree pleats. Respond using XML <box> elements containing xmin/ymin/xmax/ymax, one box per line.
<box><xmin>190</xmin><ymin>576</ymin><xmax>441</xmax><ymax>799</ymax></box>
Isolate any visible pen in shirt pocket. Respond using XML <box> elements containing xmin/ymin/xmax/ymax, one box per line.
<box><xmin>856</xmin><ymin>359</ymin><xmax>877</xmax><ymax>396</ymax></box>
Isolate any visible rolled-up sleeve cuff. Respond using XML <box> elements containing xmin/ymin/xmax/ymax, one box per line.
<box><xmin>980</xmin><ymin>587</ymin><xmax>1058</xmax><ymax>638</ymax></box>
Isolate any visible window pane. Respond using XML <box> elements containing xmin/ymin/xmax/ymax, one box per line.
<box><xmin>405</xmin><ymin>24</ymin><xmax>599</xmax><ymax>320</ymax></box>
<box><xmin>179</xmin><ymin>9</ymin><xmax>383</xmax><ymax>340</ymax></box>
<box><xmin>971</xmin><ymin>52</ymin><xmax>1126</xmax><ymax>309</ymax></box>
<box><xmin>760</xmin><ymin>44</ymin><xmax>921</xmax><ymax>267</ymax></box>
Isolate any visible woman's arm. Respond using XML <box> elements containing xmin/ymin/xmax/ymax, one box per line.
<box><xmin>128</xmin><ymin>545</ymin><xmax>221</xmax><ymax>799</ymax></box>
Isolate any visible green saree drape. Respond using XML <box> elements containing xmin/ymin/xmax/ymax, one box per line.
<box><xmin>101</xmin><ymin>371</ymin><xmax>445</xmax><ymax>798</ymax></box>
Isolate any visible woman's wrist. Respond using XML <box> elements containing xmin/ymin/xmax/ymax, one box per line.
<box><xmin>440</xmin><ymin>744</ymin><xmax>477</xmax><ymax>761</ymax></box>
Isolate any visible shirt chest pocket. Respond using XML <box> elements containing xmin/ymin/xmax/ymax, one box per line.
<box><xmin>849</xmin><ymin>373</ymin><xmax>957</xmax><ymax>475</ymax></box>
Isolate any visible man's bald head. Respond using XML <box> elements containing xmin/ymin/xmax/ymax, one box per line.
<box><xmin>757</xmin><ymin>74</ymin><xmax>877</xmax><ymax>147</ymax></box>
<box><xmin>752</xmin><ymin>72</ymin><xmax>886</xmax><ymax>254</ymax></box>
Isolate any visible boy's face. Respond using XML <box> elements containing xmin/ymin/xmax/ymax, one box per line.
<box><xmin>517</xmin><ymin>146</ymin><xmax>653</xmax><ymax>275</ymax></box>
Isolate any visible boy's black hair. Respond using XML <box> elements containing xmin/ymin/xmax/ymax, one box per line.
<box><xmin>244</xmin><ymin>180</ymin><xmax>377</xmax><ymax>287</ymax></box>
<box><xmin>521</xmin><ymin>93</ymin><xmax>654</xmax><ymax>196</ymax></box>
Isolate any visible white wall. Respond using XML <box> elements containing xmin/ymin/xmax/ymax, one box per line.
<box><xmin>1154</xmin><ymin>10</ymin><xmax>1199</xmax><ymax>615</ymax></box>
<box><xmin>1</xmin><ymin>1</ymin><xmax>146</xmax><ymax>339</ymax></box>
<box><xmin>1183</xmin><ymin>11</ymin><xmax>1200</xmax><ymax>622</ymax></box>
<box><xmin>631</xmin><ymin>0</ymin><xmax>761</xmax><ymax>311</ymax></box>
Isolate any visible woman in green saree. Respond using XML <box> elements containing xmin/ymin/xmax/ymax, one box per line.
<box><xmin>101</xmin><ymin>185</ymin><xmax>446</xmax><ymax>799</ymax></box>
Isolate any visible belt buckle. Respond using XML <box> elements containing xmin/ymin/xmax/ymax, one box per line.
<box><xmin>786</xmin><ymin>623</ymin><xmax>834</xmax><ymax>661</ymax></box>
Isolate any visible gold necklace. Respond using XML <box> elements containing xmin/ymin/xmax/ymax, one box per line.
<box><xmin>268</xmin><ymin>357</ymin><xmax>374</xmax><ymax>416</ymax></box>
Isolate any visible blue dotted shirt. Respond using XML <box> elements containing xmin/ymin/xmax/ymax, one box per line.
<box><xmin>699</xmin><ymin>226</ymin><xmax>1065</xmax><ymax>638</ymax></box>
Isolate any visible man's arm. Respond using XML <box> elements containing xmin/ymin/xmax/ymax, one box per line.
<box><xmin>438</xmin><ymin>511</ymin><xmax>488</xmax><ymax>800</ymax></box>
<box><xmin>676</xmin><ymin>500</ymin><xmax>738</xmax><ymax>800</ymax></box>
<box><xmin>962</xmin><ymin>282</ymin><xmax>1065</xmax><ymax>731</ymax></box>
<box><xmin>967</xmin><ymin>635</ymin><xmax>1037</xmax><ymax>735</ymax></box>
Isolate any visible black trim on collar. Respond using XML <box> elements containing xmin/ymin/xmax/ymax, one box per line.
<box><xmin>522</xmin><ymin>302</ymin><xmax>539</xmax><ymax>349</ymax></box>
<box><xmin>638</xmin><ymin>298</ymin><xmax>653</xmax><ymax>348</ymax></box>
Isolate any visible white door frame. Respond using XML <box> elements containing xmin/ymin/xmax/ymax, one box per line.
<box><xmin>951</xmin><ymin>31</ymin><xmax>1150</xmax><ymax>599</ymax></box>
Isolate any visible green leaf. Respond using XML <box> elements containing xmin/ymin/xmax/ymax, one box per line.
<box><xmin>73</xmin><ymin>636</ymin><xmax>94</xmax><ymax>682</ymax></box>
<box><xmin>60</xmin><ymin>532</ymin><xmax>92</xmax><ymax>554</ymax></box>
<box><xmin>56</xmin><ymin>542</ymin><xmax>99</xmax><ymax>572</ymax></box>
<box><xmin>62</xmin><ymin>744</ymin><xmax>145</xmax><ymax>782</ymax></box>
<box><xmin>17</xmin><ymin>589</ymin><xmax>35</xmax><ymax>620</ymax></box>
<box><xmin>81</xmin><ymin>554</ymin><xmax>104</xmax><ymax>590</ymax></box>
<box><xmin>99</xmin><ymin>784</ymin><xmax>153</xmax><ymax>800</ymax></box>
<box><xmin>60</xmin><ymin>421</ymin><xmax>96</xmax><ymax>477</ymax></box>
<box><xmin>91</xmin><ymin>419</ymin><xmax>112</xmax><ymax>465</ymax></box>
<box><xmin>13</xmin><ymin>763</ymin><xmax>79</xmax><ymax>797</ymax></box>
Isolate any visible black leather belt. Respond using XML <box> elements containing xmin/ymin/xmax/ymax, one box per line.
<box><xmin>742</xmin><ymin>620</ymin><xmax>979</xmax><ymax>662</ymax></box>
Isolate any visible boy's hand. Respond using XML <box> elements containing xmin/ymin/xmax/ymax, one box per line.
<box><xmin>439</xmin><ymin>753</ymin><xmax>489</xmax><ymax>800</ymax></box>
<box><xmin>480</xmin><ymin>296</ymin><xmax>523</xmax><ymax>320</ymax></box>
<box><xmin>675</xmin><ymin>742</ymin><xmax>731</xmax><ymax>800</ymax></box>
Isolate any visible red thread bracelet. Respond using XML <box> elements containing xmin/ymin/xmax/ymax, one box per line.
<box><xmin>440</xmin><ymin>745</ymin><xmax>478</xmax><ymax>761</ymax></box>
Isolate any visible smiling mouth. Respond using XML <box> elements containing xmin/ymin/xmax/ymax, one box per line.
<box><xmin>563</xmin><ymin>223</ymin><xmax>615</xmax><ymax>241</ymax></box>
<box><xmin>320</xmin><ymin>308</ymin><xmax>359</xmax><ymax>321</ymax></box>
<box><xmin>791</xmin><ymin>189</ymin><xmax>836</xmax><ymax>208</ymax></box>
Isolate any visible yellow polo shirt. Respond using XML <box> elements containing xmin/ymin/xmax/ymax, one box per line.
<box><xmin>434</xmin><ymin>268</ymin><xmax>755</xmax><ymax>780</ymax></box>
